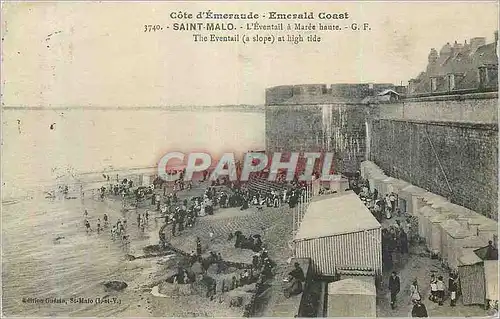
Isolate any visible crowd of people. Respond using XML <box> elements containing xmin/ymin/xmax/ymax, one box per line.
<box><xmin>388</xmin><ymin>269</ymin><xmax>462</xmax><ymax>317</ymax></box>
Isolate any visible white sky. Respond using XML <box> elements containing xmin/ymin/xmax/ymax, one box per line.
<box><xmin>1</xmin><ymin>1</ymin><xmax>498</xmax><ymax>107</ymax></box>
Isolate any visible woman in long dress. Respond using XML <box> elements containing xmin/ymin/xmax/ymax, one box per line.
<box><xmin>410</xmin><ymin>279</ymin><xmax>421</xmax><ymax>304</ymax></box>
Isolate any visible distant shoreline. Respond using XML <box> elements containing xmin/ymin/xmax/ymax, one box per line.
<box><xmin>1</xmin><ymin>105</ymin><xmax>266</xmax><ymax>112</ymax></box>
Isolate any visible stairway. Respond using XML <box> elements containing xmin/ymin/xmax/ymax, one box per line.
<box><xmin>246</xmin><ymin>175</ymin><xmax>291</xmax><ymax>194</ymax></box>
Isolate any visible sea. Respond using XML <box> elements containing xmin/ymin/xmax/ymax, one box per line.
<box><xmin>1</xmin><ymin>107</ymin><xmax>265</xmax><ymax>316</ymax></box>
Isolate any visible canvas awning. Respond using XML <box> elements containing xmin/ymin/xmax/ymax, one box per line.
<box><xmin>328</xmin><ymin>278</ymin><xmax>376</xmax><ymax>296</ymax></box>
<box><xmin>295</xmin><ymin>191</ymin><xmax>381</xmax><ymax>241</ymax></box>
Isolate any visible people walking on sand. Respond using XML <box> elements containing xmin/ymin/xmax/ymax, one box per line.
<box><xmin>411</xmin><ymin>298</ymin><xmax>428</xmax><ymax>317</ymax></box>
<box><xmin>410</xmin><ymin>279</ymin><xmax>421</xmax><ymax>304</ymax></box>
<box><xmin>119</xmin><ymin>222</ymin><xmax>126</xmax><ymax>234</ymax></box>
<box><xmin>389</xmin><ymin>271</ymin><xmax>401</xmax><ymax>310</ymax></box>
<box><xmin>97</xmin><ymin>218</ymin><xmax>102</xmax><ymax>233</ymax></box>
<box><xmin>400</xmin><ymin>229</ymin><xmax>409</xmax><ymax>254</ymax></box>
<box><xmin>103</xmin><ymin>213</ymin><xmax>109</xmax><ymax>226</ymax></box>
<box><xmin>196</xmin><ymin>237</ymin><xmax>202</xmax><ymax>256</ymax></box>
<box><xmin>449</xmin><ymin>271</ymin><xmax>458</xmax><ymax>306</ymax></box>
<box><xmin>436</xmin><ymin>275</ymin><xmax>445</xmax><ymax>306</ymax></box>
<box><xmin>389</xmin><ymin>192</ymin><xmax>396</xmax><ymax>213</ymax></box>
<box><xmin>111</xmin><ymin>225</ymin><xmax>117</xmax><ymax>240</ymax></box>
<box><xmin>429</xmin><ymin>274</ymin><xmax>438</xmax><ymax>303</ymax></box>
<box><xmin>84</xmin><ymin>219</ymin><xmax>92</xmax><ymax>233</ymax></box>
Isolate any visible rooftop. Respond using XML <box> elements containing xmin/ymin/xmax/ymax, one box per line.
<box><xmin>294</xmin><ymin>191</ymin><xmax>381</xmax><ymax>241</ymax></box>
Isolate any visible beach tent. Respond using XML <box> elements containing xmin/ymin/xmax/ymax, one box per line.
<box><xmin>477</xmin><ymin>221</ymin><xmax>498</xmax><ymax>244</ymax></box>
<box><xmin>484</xmin><ymin>260</ymin><xmax>499</xmax><ymax>303</ymax></box>
<box><xmin>371</xmin><ymin>174</ymin><xmax>388</xmax><ymax>196</ymax></box>
<box><xmin>428</xmin><ymin>212</ymin><xmax>456</xmax><ymax>255</ymax></box>
<box><xmin>439</xmin><ymin>220</ymin><xmax>472</xmax><ymax>267</ymax></box>
<box><xmin>448</xmin><ymin>236</ymin><xmax>486</xmax><ymax>271</ymax></box>
<box><xmin>418</xmin><ymin>206</ymin><xmax>436</xmax><ymax>246</ymax></box>
<box><xmin>399</xmin><ymin>185</ymin><xmax>426</xmax><ymax>216</ymax></box>
<box><xmin>367</xmin><ymin>171</ymin><xmax>385</xmax><ymax>193</ymax></box>
<box><xmin>327</xmin><ymin>278</ymin><xmax>377</xmax><ymax>317</ymax></box>
<box><xmin>380</xmin><ymin>177</ymin><xmax>398</xmax><ymax>196</ymax></box>
<box><xmin>458</xmin><ymin>249</ymin><xmax>486</xmax><ymax>305</ymax></box>
<box><xmin>294</xmin><ymin>192</ymin><xmax>382</xmax><ymax>276</ymax></box>
<box><xmin>464</xmin><ymin>214</ymin><xmax>498</xmax><ymax>243</ymax></box>
<box><xmin>458</xmin><ymin>245</ymin><xmax>498</xmax><ymax>307</ymax></box>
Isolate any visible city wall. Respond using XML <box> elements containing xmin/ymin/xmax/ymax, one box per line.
<box><xmin>369</xmin><ymin>119</ymin><xmax>498</xmax><ymax>219</ymax></box>
<box><xmin>265</xmin><ymin>85</ymin><xmax>498</xmax><ymax>218</ymax></box>
<box><xmin>372</xmin><ymin>92</ymin><xmax>498</xmax><ymax>124</ymax></box>
<box><xmin>265</xmin><ymin>104</ymin><xmax>367</xmax><ymax>174</ymax></box>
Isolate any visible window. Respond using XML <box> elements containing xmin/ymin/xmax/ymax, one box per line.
<box><xmin>478</xmin><ymin>67</ymin><xmax>488</xmax><ymax>88</ymax></box>
<box><xmin>448</xmin><ymin>74</ymin><xmax>455</xmax><ymax>91</ymax></box>
<box><xmin>431</xmin><ymin>78</ymin><xmax>438</xmax><ymax>92</ymax></box>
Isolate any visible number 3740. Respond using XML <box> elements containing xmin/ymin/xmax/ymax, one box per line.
<box><xmin>144</xmin><ymin>25</ymin><xmax>163</xmax><ymax>32</ymax></box>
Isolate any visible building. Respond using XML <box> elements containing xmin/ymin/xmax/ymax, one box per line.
<box><xmin>408</xmin><ymin>31</ymin><xmax>499</xmax><ymax>94</ymax></box>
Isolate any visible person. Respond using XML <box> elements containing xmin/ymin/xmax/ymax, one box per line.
<box><xmin>429</xmin><ymin>274</ymin><xmax>438</xmax><ymax>302</ymax></box>
<box><xmin>111</xmin><ymin>225</ymin><xmax>117</xmax><ymax>239</ymax></box>
<box><xmin>389</xmin><ymin>271</ymin><xmax>401</xmax><ymax>309</ymax></box>
<box><xmin>288</xmin><ymin>262</ymin><xmax>305</xmax><ymax>282</ymax></box>
<box><xmin>410</xmin><ymin>279</ymin><xmax>421</xmax><ymax>304</ymax></box>
<box><xmin>436</xmin><ymin>276</ymin><xmax>445</xmax><ymax>306</ymax></box>
<box><xmin>389</xmin><ymin>192</ymin><xmax>396</xmax><ymax>213</ymax></box>
<box><xmin>411</xmin><ymin>298</ymin><xmax>428</xmax><ymax>317</ymax></box>
<box><xmin>240</xmin><ymin>269</ymin><xmax>250</xmax><ymax>285</ymax></box>
<box><xmin>97</xmin><ymin>218</ymin><xmax>101</xmax><ymax>233</ymax></box>
<box><xmin>485</xmin><ymin>241</ymin><xmax>498</xmax><ymax>260</ymax></box>
<box><xmin>103</xmin><ymin>213</ymin><xmax>108</xmax><ymax>226</ymax></box>
<box><xmin>84</xmin><ymin>219</ymin><xmax>92</xmax><ymax>232</ymax></box>
<box><xmin>449</xmin><ymin>271</ymin><xmax>458</xmax><ymax>306</ymax></box>
<box><xmin>400</xmin><ymin>230</ymin><xmax>409</xmax><ymax>254</ymax></box>
<box><xmin>196</xmin><ymin>237</ymin><xmax>202</xmax><ymax>256</ymax></box>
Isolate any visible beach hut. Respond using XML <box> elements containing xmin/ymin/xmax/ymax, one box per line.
<box><xmin>327</xmin><ymin>277</ymin><xmax>377</xmax><ymax>317</ymax></box>
<box><xmin>384</xmin><ymin>178</ymin><xmax>410</xmax><ymax>212</ymax></box>
<box><xmin>428</xmin><ymin>212</ymin><xmax>456</xmax><ymax>256</ymax></box>
<box><xmin>418</xmin><ymin>206</ymin><xmax>436</xmax><ymax>246</ymax></box>
<box><xmin>458</xmin><ymin>249</ymin><xmax>486</xmax><ymax>305</ymax></box>
<box><xmin>465</xmin><ymin>214</ymin><xmax>498</xmax><ymax>242</ymax></box>
<box><xmin>380</xmin><ymin>177</ymin><xmax>397</xmax><ymax>196</ymax></box>
<box><xmin>294</xmin><ymin>192</ymin><xmax>382</xmax><ymax>277</ymax></box>
<box><xmin>449</xmin><ymin>236</ymin><xmax>487</xmax><ymax>271</ymax></box>
<box><xmin>367</xmin><ymin>171</ymin><xmax>385</xmax><ymax>193</ymax></box>
<box><xmin>399</xmin><ymin>185</ymin><xmax>426</xmax><ymax>216</ymax></box>
<box><xmin>484</xmin><ymin>260</ymin><xmax>499</xmax><ymax>305</ymax></box>
<box><xmin>439</xmin><ymin>220</ymin><xmax>472</xmax><ymax>267</ymax></box>
<box><xmin>477</xmin><ymin>221</ymin><xmax>498</xmax><ymax>244</ymax></box>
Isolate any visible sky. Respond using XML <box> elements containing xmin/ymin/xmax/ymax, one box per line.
<box><xmin>1</xmin><ymin>1</ymin><xmax>498</xmax><ymax>107</ymax></box>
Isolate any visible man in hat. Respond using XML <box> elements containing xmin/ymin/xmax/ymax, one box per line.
<box><xmin>389</xmin><ymin>271</ymin><xmax>401</xmax><ymax>309</ymax></box>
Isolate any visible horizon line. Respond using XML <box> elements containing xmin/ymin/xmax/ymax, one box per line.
<box><xmin>1</xmin><ymin>105</ymin><xmax>267</xmax><ymax>110</ymax></box>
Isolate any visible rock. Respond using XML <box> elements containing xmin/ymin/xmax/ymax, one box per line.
<box><xmin>103</xmin><ymin>281</ymin><xmax>128</xmax><ymax>291</ymax></box>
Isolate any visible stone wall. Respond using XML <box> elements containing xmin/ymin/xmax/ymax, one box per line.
<box><xmin>369</xmin><ymin>119</ymin><xmax>498</xmax><ymax>219</ymax></box>
<box><xmin>265</xmin><ymin>104</ymin><xmax>367</xmax><ymax>173</ymax></box>
<box><xmin>373</xmin><ymin>92</ymin><xmax>498</xmax><ymax>124</ymax></box>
